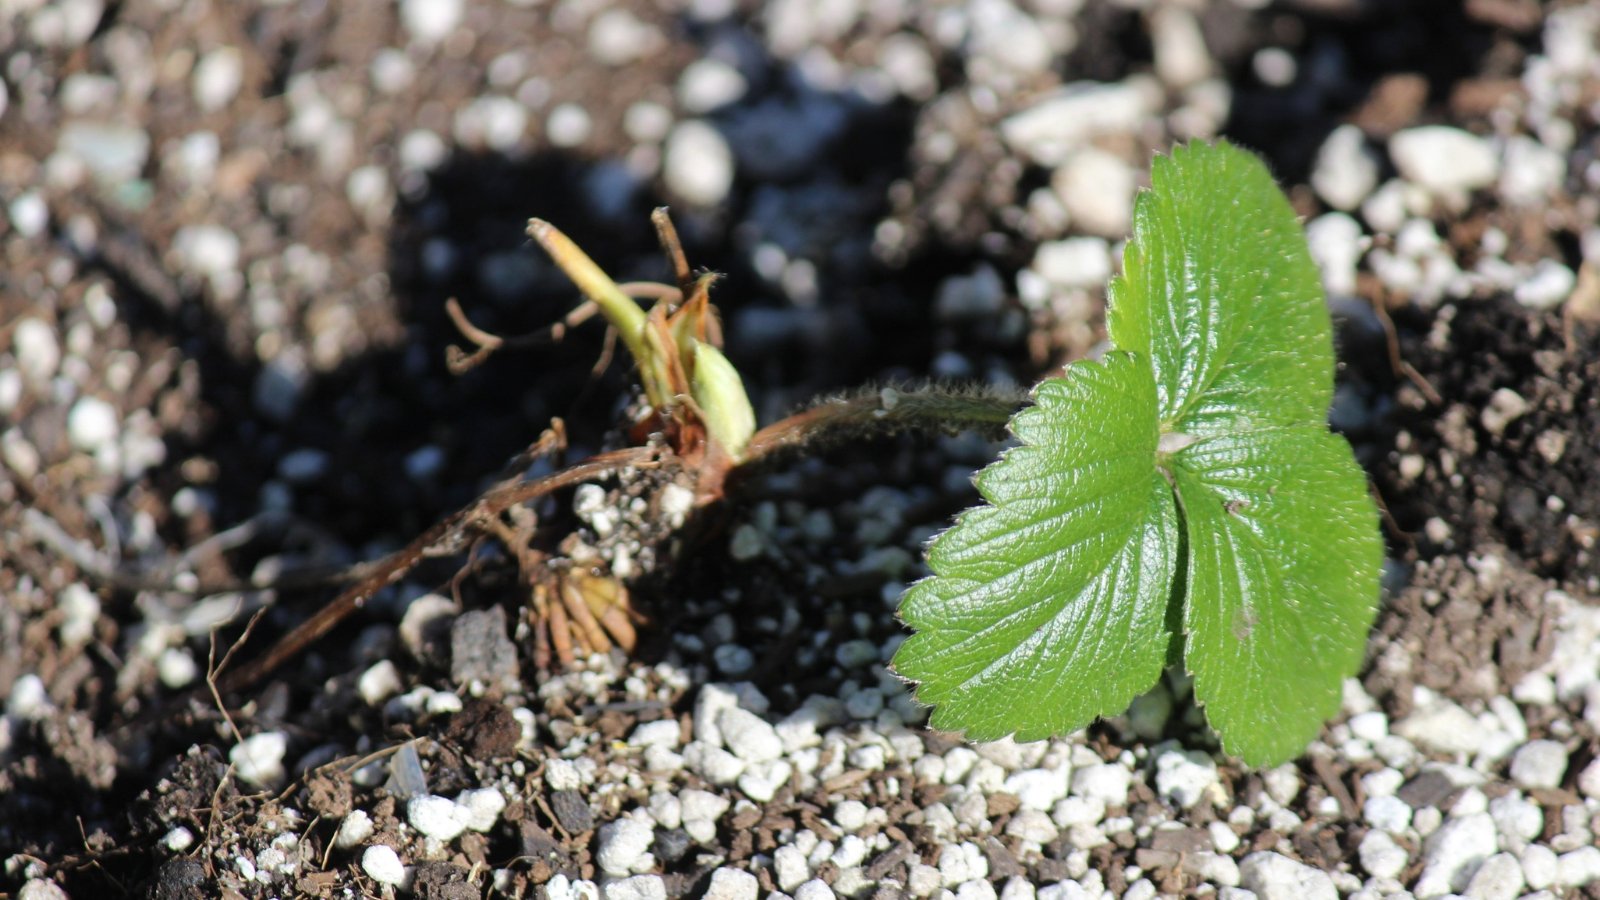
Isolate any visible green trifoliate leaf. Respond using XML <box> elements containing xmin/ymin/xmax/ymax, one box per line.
<box><xmin>1108</xmin><ymin>140</ymin><xmax>1333</xmax><ymax>435</ymax></box>
<box><xmin>1122</xmin><ymin>142</ymin><xmax>1381</xmax><ymax>763</ymax></box>
<box><xmin>893</xmin><ymin>352</ymin><xmax>1179</xmax><ymax>742</ymax></box>
<box><xmin>1171</xmin><ymin>428</ymin><xmax>1381</xmax><ymax>765</ymax></box>
<box><xmin>897</xmin><ymin>140</ymin><xmax>1381</xmax><ymax>766</ymax></box>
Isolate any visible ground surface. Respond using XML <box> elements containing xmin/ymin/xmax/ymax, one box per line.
<box><xmin>3</xmin><ymin>0</ymin><xmax>1600</xmax><ymax>898</ymax></box>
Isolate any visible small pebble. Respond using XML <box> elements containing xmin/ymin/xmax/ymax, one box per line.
<box><xmin>934</xmin><ymin>265</ymin><xmax>1006</xmax><ymax>320</ymax></box>
<box><xmin>68</xmin><ymin>396</ymin><xmax>119</xmax><ymax>452</ymax></box>
<box><xmin>231</xmin><ymin>731</ymin><xmax>288</xmax><ymax>788</ymax></box>
<box><xmin>795</xmin><ymin>878</ymin><xmax>836</xmax><ymax>900</ymax></box>
<box><xmin>1464</xmin><ymin>851</ymin><xmax>1524</xmax><ymax>900</ymax></box>
<box><xmin>703</xmin><ymin>867</ymin><xmax>758</xmax><ymax>900</ymax></box>
<box><xmin>738</xmin><ymin>758</ymin><xmax>791</xmax><ymax>802</ymax></box>
<box><xmin>157</xmin><ymin>827</ymin><xmax>194</xmax><ymax>854</ymax></box>
<box><xmin>629</xmin><ymin>719</ymin><xmax>682</xmax><ymax>749</ymax></box>
<box><xmin>624</xmin><ymin>101</ymin><xmax>674</xmax><ymax>143</ymax></box>
<box><xmin>370</xmin><ymin>48</ymin><xmax>415</xmax><ymax>94</ymax></box>
<box><xmin>603</xmin><ymin>875</ymin><xmax>667</xmax><ymax>900</ymax></box>
<box><xmin>718</xmin><ymin>707</ymin><xmax>782</xmax><ymax>763</ymax></box>
<box><xmin>1001</xmin><ymin>81</ymin><xmax>1152</xmax><ymax>166</ymax></box>
<box><xmin>1238</xmin><ymin>852</ymin><xmax>1337</xmax><ymax>900</ymax></box>
<box><xmin>8</xmin><ymin>192</ymin><xmax>48</xmax><ymax>239</ymax></box>
<box><xmin>1481</xmin><ymin>387</ymin><xmax>1532</xmax><ymax>437</ymax></box>
<box><xmin>654</xmin><ymin>827</ymin><xmax>692</xmax><ymax>862</ymax></box>
<box><xmin>1488</xmin><ymin>792</ymin><xmax>1543</xmax><ymax>846</ymax></box>
<box><xmin>171</xmin><ymin>224</ymin><xmax>240</xmax><ymax>278</ymax></box>
<box><xmin>1311</xmin><ymin>125</ymin><xmax>1379</xmax><ymax>211</ymax></box>
<box><xmin>455</xmin><ymin>96</ymin><xmax>528</xmax><ymax>152</ymax></box>
<box><xmin>407</xmin><ymin>794</ymin><xmax>471</xmax><ymax>842</ymax></box>
<box><xmin>1558</xmin><ymin>847</ymin><xmax>1600</xmax><ymax>888</ymax></box>
<box><xmin>1514</xmin><ymin>260</ymin><xmax>1576</xmax><ymax>310</ymax></box>
<box><xmin>1508</xmin><ymin>740</ymin><xmax>1568</xmax><ymax>790</ymax></box>
<box><xmin>774</xmin><ymin>845</ymin><xmax>809</xmax><ymax>892</ymax></box>
<box><xmin>1393</xmin><ymin>696</ymin><xmax>1485</xmax><ymax>754</ymax></box>
<box><xmin>598</xmin><ymin>817</ymin><xmax>655</xmax><ymax>876</ymax></box>
<box><xmin>58</xmin><ymin>121</ymin><xmax>151</xmax><ymax>182</ymax></box>
<box><xmin>834</xmin><ymin>639</ymin><xmax>878</xmax><ymax>669</ymax></box>
<box><xmin>663</xmin><ymin>120</ymin><xmax>734</xmax><ymax>207</ymax></box>
<box><xmin>551</xmin><ymin>789</ymin><xmax>594</xmax><ymax>834</ymax></box>
<box><xmin>13</xmin><ymin>317</ymin><xmax>60</xmax><ymax>385</ymax></box>
<box><xmin>1305</xmin><ymin>212</ymin><xmax>1365</xmax><ymax>297</ymax></box>
<box><xmin>400</xmin><ymin>0</ymin><xmax>462</xmax><ymax>44</ymax></box>
<box><xmin>1005</xmin><ymin>809</ymin><xmax>1059</xmax><ymax>844</ymax></box>
<box><xmin>1006</xmin><ymin>767</ymin><xmax>1070</xmax><ymax>811</ymax></box>
<box><xmin>938</xmin><ymin>841</ymin><xmax>989</xmax><ymax>887</ymax></box>
<box><xmin>1388</xmin><ymin>126</ymin><xmax>1498</xmax><ymax>194</ymax></box>
<box><xmin>1414</xmin><ymin>813</ymin><xmax>1497</xmax><ymax>897</ymax></box>
<box><xmin>1150</xmin><ymin>5</ymin><xmax>1211</xmax><ymax>88</ymax></box>
<box><xmin>1032</xmin><ymin>237</ymin><xmax>1111</xmax><ymax>291</ymax></box>
<box><xmin>1358</xmin><ymin>830</ymin><xmax>1408</xmax><ymax>879</ymax></box>
<box><xmin>546</xmin><ymin>103</ymin><xmax>593</xmax><ymax>148</ymax></box>
<box><xmin>457</xmin><ymin>787</ymin><xmax>505</xmax><ymax>832</ymax></box>
<box><xmin>450</xmin><ymin>606</ymin><xmax>519</xmax><ymax>690</ymax></box>
<box><xmin>587</xmin><ymin>8</ymin><xmax>663</xmax><ymax>65</ymax></box>
<box><xmin>1522</xmin><ymin>843</ymin><xmax>1559</xmax><ymax>890</ymax></box>
<box><xmin>683</xmin><ymin>741</ymin><xmax>746</xmax><ymax>784</ymax></box>
<box><xmin>1575</xmin><ymin>757</ymin><xmax>1600</xmax><ymax>799</ymax></box>
<box><xmin>399</xmin><ymin>129</ymin><xmax>449</xmax><ymax>172</ymax></box>
<box><xmin>712</xmin><ymin>644</ymin><xmax>755</xmax><ymax>676</ymax></box>
<box><xmin>57</xmin><ymin>582</ymin><xmax>99</xmax><ymax>647</ymax></box>
<box><xmin>1152</xmin><ymin>746</ymin><xmax>1219</xmax><ymax>809</ymax></box>
<box><xmin>335</xmin><ymin>811</ymin><xmax>374</xmax><ymax>849</ymax></box>
<box><xmin>545</xmin><ymin>875</ymin><xmax>600</xmax><ymax>900</ymax></box>
<box><xmin>156</xmin><ymin>648</ymin><xmax>199</xmax><ymax>689</ymax></box>
<box><xmin>192</xmin><ymin>47</ymin><xmax>243</xmax><ymax>112</ymax></box>
<box><xmin>834</xmin><ymin>799</ymin><xmax>868</xmax><ymax>832</ymax></box>
<box><xmin>1053</xmin><ymin>147</ymin><xmax>1135</xmax><ymax>238</ymax></box>
<box><xmin>361</xmin><ymin>845</ymin><xmax>407</xmax><ymax>887</ymax></box>
<box><xmin>678</xmin><ymin>58</ymin><xmax>747</xmax><ymax>113</ymax></box>
<box><xmin>1499</xmin><ymin>134</ymin><xmax>1566</xmax><ymax>206</ymax></box>
<box><xmin>680</xmin><ymin>788</ymin><xmax>730</xmax><ymax>825</ymax></box>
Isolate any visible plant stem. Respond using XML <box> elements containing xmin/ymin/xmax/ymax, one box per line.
<box><xmin>743</xmin><ymin>383</ymin><xmax>1024</xmax><ymax>464</ymax></box>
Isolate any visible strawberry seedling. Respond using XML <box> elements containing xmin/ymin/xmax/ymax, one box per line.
<box><xmin>211</xmin><ymin>141</ymin><xmax>1379</xmax><ymax>766</ymax></box>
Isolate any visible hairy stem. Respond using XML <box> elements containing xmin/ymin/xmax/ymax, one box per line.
<box><xmin>743</xmin><ymin>383</ymin><xmax>1025</xmax><ymax>464</ymax></box>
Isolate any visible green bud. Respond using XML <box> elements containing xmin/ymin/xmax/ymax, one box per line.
<box><xmin>690</xmin><ymin>342</ymin><xmax>756</xmax><ymax>460</ymax></box>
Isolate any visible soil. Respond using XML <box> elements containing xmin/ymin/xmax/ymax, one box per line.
<box><xmin>2</xmin><ymin>0</ymin><xmax>1597</xmax><ymax>898</ymax></box>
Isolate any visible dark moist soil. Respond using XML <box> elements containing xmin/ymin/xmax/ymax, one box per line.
<box><xmin>2</xmin><ymin>0</ymin><xmax>1597</xmax><ymax>897</ymax></box>
<box><xmin>1363</xmin><ymin>297</ymin><xmax>1600</xmax><ymax>714</ymax></box>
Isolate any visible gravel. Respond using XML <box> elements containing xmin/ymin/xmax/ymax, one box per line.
<box><xmin>406</xmin><ymin>795</ymin><xmax>472</xmax><ymax>842</ymax></box>
<box><xmin>603</xmin><ymin>875</ymin><xmax>667</xmax><ymax>900</ymax></box>
<box><xmin>360</xmin><ymin>844</ymin><xmax>407</xmax><ymax>886</ymax></box>
<box><xmin>6</xmin><ymin>1</ymin><xmax>1600</xmax><ymax>897</ymax></box>
<box><xmin>1415</xmin><ymin>812</ymin><xmax>1498</xmax><ymax>897</ymax></box>
<box><xmin>703</xmin><ymin>867</ymin><xmax>759</xmax><ymax>900</ymax></box>
<box><xmin>663</xmin><ymin>120</ymin><xmax>735</xmax><ymax>207</ymax></box>
<box><xmin>1239</xmin><ymin>852</ymin><xmax>1337</xmax><ymax>900</ymax></box>
<box><xmin>1507</xmin><ymin>739</ymin><xmax>1569</xmax><ymax>789</ymax></box>
<box><xmin>597</xmin><ymin>817</ymin><xmax>656</xmax><ymax>877</ymax></box>
<box><xmin>229</xmin><ymin>731</ymin><xmax>288</xmax><ymax>789</ymax></box>
<box><xmin>1388</xmin><ymin>126</ymin><xmax>1500</xmax><ymax>196</ymax></box>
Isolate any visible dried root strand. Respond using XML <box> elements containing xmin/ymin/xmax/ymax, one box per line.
<box><xmin>560</xmin><ymin>576</ymin><xmax>613</xmax><ymax>655</ymax></box>
<box><xmin>573</xmin><ymin>571</ymin><xmax>641</xmax><ymax>653</ymax></box>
